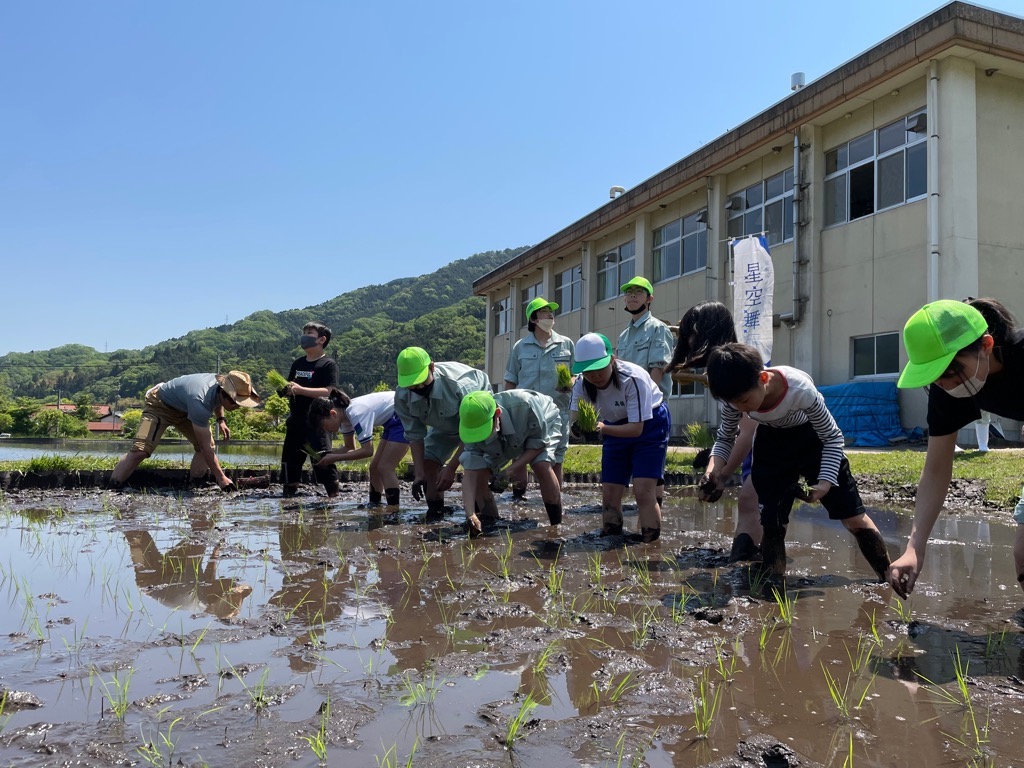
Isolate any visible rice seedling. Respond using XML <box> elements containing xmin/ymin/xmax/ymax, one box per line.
<box><xmin>758</xmin><ymin>614</ymin><xmax>774</xmax><ymax>650</ymax></box>
<box><xmin>631</xmin><ymin>604</ymin><xmax>658</xmax><ymax>649</ymax></box>
<box><xmin>375</xmin><ymin>739</ymin><xmax>417</xmax><ymax>768</ymax></box>
<box><xmin>95</xmin><ymin>666</ymin><xmax>136</xmax><ymax>720</ymax></box>
<box><xmin>534</xmin><ymin>640</ymin><xmax>561</xmax><ymax>676</ymax></box>
<box><xmin>691</xmin><ymin>670</ymin><xmax>722</xmax><ymax>739</ymax></box>
<box><xmin>300</xmin><ymin>695</ymin><xmax>331</xmax><ymax>763</ymax></box>
<box><xmin>607</xmin><ymin>672</ymin><xmax>638</xmax><ymax>703</ymax></box>
<box><xmin>891</xmin><ymin>596</ymin><xmax>914</xmax><ymax>624</ymax></box>
<box><xmin>546</xmin><ymin>562</ymin><xmax>564</xmax><ymax>596</ymax></box>
<box><xmin>494</xmin><ymin>529</ymin><xmax>514</xmax><ymax>581</ymax></box>
<box><xmin>225</xmin><ymin>663</ymin><xmax>272</xmax><ymax>713</ymax></box>
<box><xmin>713</xmin><ymin>638</ymin><xmax>740</xmax><ymax>683</ymax></box>
<box><xmin>820</xmin><ymin>642</ymin><xmax>876</xmax><ymax>720</ymax></box>
<box><xmin>984</xmin><ymin>627</ymin><xmax>1009</xmax><ymax>660</ymax></box>
<box><xmin>503</xmin><ymin>693</ymin><xmax>539</xmax><ymax>749</ymax></box>
<box><xmin>771</xmin><ymin>585</ymin><xmax>795</xmax><ymax>627</ymax></box>
<box><xmin>399</xmin><ymin>671</ymin><xmax>441</xmax><ymax>707</ymax></box>
<box><xmin>671</xmin><ymin>584</ymin><xmax>695</xmax><ymax>624</ymax></box>
<box><xmin>0</xmin><ymin>691</ymin><xmax>10</xmax><ymax>733</ymax></box>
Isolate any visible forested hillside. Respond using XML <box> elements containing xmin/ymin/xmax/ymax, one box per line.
<box><xmin>0</xmin><ymin>248</ymin><xmax>525</xmax><ymax>404</ymax></box>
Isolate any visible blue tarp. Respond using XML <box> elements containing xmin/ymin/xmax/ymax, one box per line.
<box><xmin>818</xmin><ymin>380</ymin><xmax>924</xmax><ymax>447</ymax></box>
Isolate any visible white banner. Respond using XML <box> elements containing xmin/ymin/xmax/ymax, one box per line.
<box><xmin>731</xmin><ymin>235</ymin><xmax>774</xmax><ymax>364</ymax></box>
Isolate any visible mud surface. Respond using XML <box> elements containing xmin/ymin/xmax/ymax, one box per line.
<box><xmin>0</xmin><ymin>480</ymin><xmax>1022</xmax><ymax>767</ymax></box>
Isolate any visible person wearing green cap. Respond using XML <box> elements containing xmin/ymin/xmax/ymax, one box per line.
<box><xmin>570</xmin><ymin>332</ymin><xmax>669</xmax><ymax>542</ymax></box>
<box><xmin>394</xmin><ymin>346</ymin><xmax>491</xmax><ymax>517</ymax></box>
<box><xmin>616</xmin><ymin>275</ymin><xmax>675</xmax><ymax>507</ymax></box>
<box><xmin>458</xmin><ymin>389</ymin><xmax>564</xmax><ymax>535</ymax></box>
<box><xmin>889</xmin><ymin>297</ymin><xmax>1024</xmax><ymax>598</ymax></box>
<box><xmin>503</xmin><ymin>297</ymin><xmax>575</xmax><ymax>499</ymax></box>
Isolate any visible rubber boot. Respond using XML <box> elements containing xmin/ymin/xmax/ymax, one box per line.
<box><xmin>425</xmin><ymin>499</ymin><xmax>446</xmax><ymax>521</ymax></box>
<box><xmin>760</xmin><ymin>525</ymin><xmax>787</xmax><ymax>576</ymax></box>
<box><xmin>385</xmin><ymin>487</ymin><xmax>400</xmax><ymax>506</ymax></box>
<box><xmin>728</xmin><ymin>532</ymin><xmax>759</xmax><ymax>563</ymax></box>
<box><xmin>368</xmin><ymin>486</ymin><xmax>383</xmax><ymax>506</ymax></box>
<box><xmin>544</xmin><ymin>502</ymin><xmax>563</xmax><ymax>525</ymax></box>
<box><xmin>641</xmin><ymin>527</ymin><xmax>661</xmax><ymax>543</ymax></box>
<box><xmin>975</xmin><ymin>421</ymin><xmax>990</xmax><ymax>453</ymax></box>
<box><xmin>511</xmin><ymin>484</ymin><xmax>528</xmax><ymax>503</ymax></box>
<box><xmin>852</xmin><ymin>528</ymin><xmax>891</xmax><ymax>581</ymax></box>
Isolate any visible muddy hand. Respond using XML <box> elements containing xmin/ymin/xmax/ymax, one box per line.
<box><xmin>887</xmin><ymin>555</ymin><xmax>919</xmax><ymax>600</ymax></box>
<box><xmin>411</xmin><ymin>479</ymin><xmax>426</xmax><ymax>501</ymax></box>
<box><xmin>698</xmin><ymin>472</ymin><xmax>722</xmax><ymax>503</ymax></box>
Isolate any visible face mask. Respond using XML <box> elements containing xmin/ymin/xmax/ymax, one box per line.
<box><xmin>625</xmin><ymin>303</ymin><xmax>649</xmax><ymax>316</ymax></box>
<box><xmin>535</xmin><ymin>318</ymin><xmax>555</xmax><ymax>333</ymax></box>
<box><xmin>943</xmin><ymin>352</ymin><xmax>989</xmax><ymax>398</ymax></box>
<box><xmin>412</xmin><ymin>379</ymin><xmax>435</xmax><ymax>398</ymax></box>
<box><xmin>299</xmin><ymin>334</ymin><xmax>320</xmax><ymax>349</ymax></box>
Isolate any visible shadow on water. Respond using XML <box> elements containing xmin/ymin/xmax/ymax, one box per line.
<box><xmin>0</xmin><ymin>483</ymin><xmax>1022</xmax><ymax>766</ymax></box>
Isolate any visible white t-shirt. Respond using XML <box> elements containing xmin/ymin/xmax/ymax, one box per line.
<box><xmin>569</xmin><ymin>359</ymin><xmax>663</xmax><ymax>423</ymax></box>
<box><xmin>342</xmin><ymin>391</ymin><xmax>396</xmax><ymax>444</ymax></box>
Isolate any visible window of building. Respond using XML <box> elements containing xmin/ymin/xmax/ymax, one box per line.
<box><xmin>824</xmin><ymin>110</ymin><xmax>927</xmax><ymax>227</ymax></box>
<box><xmin>670</xmin><ymin>378</ymin><xmax>705</xmax><ymax>398</ymax></box>
<box><xmin>555</xmin><ymin>265</ymin><xmax>582</xmax><ymax>313</ymax></box>
<box><xmin>597</xmin><ymin>241</ymin><xmax>636</xmax><ymax>301</ymax></box>
<box><xmin>492</xmin><ymin>296</ymin><xmax>513</xmax><ymax>336</ymax></box>
<box><xmin>852</xmin><ymin>332</ymin><xmax>899</xmax><ymax>377</ymax></box>
<box><xmin>727</xmin><ymin>169</ymin><xmax>794</xmax><ymax>246</ymax></box>
<box><xmin>653</xmin><ymin>210</ymin><xmax>707</xmax><ymax>282</ymax></box>
<box><xmin>520</xmin><ymin>281</ymin><xmax>542</xmax><ymax>326</ymax></box>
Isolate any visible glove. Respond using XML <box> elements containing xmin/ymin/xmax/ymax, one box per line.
<box><xmin>698</xmin><ymin>475</ymin><xmax>723</xmax><ymax>503</ymax></box>
<box><xmin>411</xmin><ymin>479</ymin><xmax>426</xmax><ymax>501</ymax></box>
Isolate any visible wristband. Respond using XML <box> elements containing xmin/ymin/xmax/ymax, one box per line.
<box><xmin>217</xmin><ymin>417</ymin><xmax>227</xmax><ymax>423</ymax></box>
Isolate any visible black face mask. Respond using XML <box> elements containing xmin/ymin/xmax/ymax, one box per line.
<box><xmin>412</xmin><ymin>379</ymin><xmax>435</xmax><ymax>399</ymax></box>
<box><xmin>626</xmin><ymin>304</ymin><xmax>648</xmax><ymax>316</ymax></box>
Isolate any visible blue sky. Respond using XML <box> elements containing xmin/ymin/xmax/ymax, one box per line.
<box><xmin>0</xmin><ymin>0</ymin><xmax>960</xmax><ymax>356</ymax></box>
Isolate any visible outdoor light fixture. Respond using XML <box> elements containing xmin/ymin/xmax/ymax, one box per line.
<box><xmin>907</xmin><ymin>113</ymin><xmax>927</xmax><ymax>133</ymax></box>
<box><xmin>696</xmin><ymin>210</ymin><xmax>708</xmax><ymax>224</ymax></box>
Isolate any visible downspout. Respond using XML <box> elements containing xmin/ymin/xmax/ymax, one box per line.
<box><xmin>779</xmin><ymin>132</ymin><xmax>805</xmax><ymax>326</ymax></box>
<box><xmin>927</xmin><ymin>60</ymin><xmax>940</xmax><ymax>302</ymax></box>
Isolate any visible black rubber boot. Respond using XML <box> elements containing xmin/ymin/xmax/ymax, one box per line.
<box><xmin>852</xmin><ymin>528</ymin><xmax>892</xmax><ymax>581</ymax></box>
<box><xmin>368</xmin><ymin>487</ymin><xmax>383</xmax><ymax>506</ymax></box>
<box><xmin>760</xmin><ymin>525</ymin><xmax>787</xmax><ymax>576</ymax></box>
<box><xmin>601</xmin><ymin>523</ymin><xmax>624</xmax><ymax>537</ymax></box>
<box><xmin>601</xmin><ymin>505</ymin><xmax>624</xmax><ymax>537</ymax></box>
<box><xmin>641</xmin><ymin>527</ymin><xmax>661</xmax><ymax>543</ymax></box>
<box><xmin>728</xmin><ymin>532</ymin><xmax>760</xmax><ymax>563</ymax></box>
<box><xmin>384</xmin><ymin>487</ymin><xmax>400</xmax><ymax>506</ymax></box>
<box><xmin>544</xmin><ymin>503</ymin><xmax>563</xmax><ymax>525</ymax></box>
<box><xmin>511</xmin><ymin>485</ymin><xmax>527</xmax><ymax>503</ymax></box>
<box><xmin>425</xmin><ymin>499</ymin><xmax>446</xmax><ymax>521</ymax></box>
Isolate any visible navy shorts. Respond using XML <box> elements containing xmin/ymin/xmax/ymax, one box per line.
<box><xmin>601</xmin><ymin>403</ymin><xmax>670</xmax><ymax>486</ymax></box>
<box><xmin>381</xmin><ymin>413</ymin><xmax>408</xmax><ymax>444</ymax></box>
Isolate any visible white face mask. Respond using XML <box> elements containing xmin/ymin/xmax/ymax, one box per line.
<box><xmin>942</xmin><ymin>352</ymin><xmax>990</xmax><ymax>398</ymax></box>
<box><xmin>535</xmin><ymin>318</ymin><xmax>555</xmax><ymax>333</ymax></box>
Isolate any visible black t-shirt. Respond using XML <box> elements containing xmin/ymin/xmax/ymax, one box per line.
<box><xmin>287</xmin><ymin>355</ymin><xmax>339</xmax><ymax>422</ymax></box>
<box><xmin>926</xmin><ymin>329</ymin><xmax>1024</xmax><ymax>436</ymax></box>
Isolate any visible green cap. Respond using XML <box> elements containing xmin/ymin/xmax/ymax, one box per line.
<box><xmin>897</xmin><ymin>300</ymin><xmax>988</xmax><ymax>389</ymax></box>
<box><xmin>459</xmin><ymin>390</ymin><xmax>497</xmax><ymax>444</ymax></box>
<box><xmin>397</xmin><ymin>346</ymin><xmax>432</xmax><ymax>388</ymax></box>
<box><xmin>525</xmin><ymin>297</ymin><xmax>559</xmax><ymax>322</ymax></box>
<box><xmin>621</xmin><ymin>276</ymin><xmax>654</xmax><ymax>296</ymax></box>
<box><xmin>572</xmin><ymin>332</ymin><xmax>614</xmax><ymax>374</ymax></box>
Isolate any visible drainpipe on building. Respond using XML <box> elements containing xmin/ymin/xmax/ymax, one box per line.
<box><xmin>927</xmin><ymin>60</ymin><xmax>940</xmax><ymax>303</ymax></box>
<box><xmin>779</xmin><ymin>133</ymin><xmax>806</xmax><ymax>327</ymax></box>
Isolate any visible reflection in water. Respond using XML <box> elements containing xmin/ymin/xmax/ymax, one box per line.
<box><xmin>126</xmin><ymin>513</ymin><xmax>252</xmax><ymax>620</ymax></box>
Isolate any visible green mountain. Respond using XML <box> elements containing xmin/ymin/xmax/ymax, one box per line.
<box><xmin>0</xmin><ymin>248</ymin><xmax>526</xmax><ymax>403</ymax></box>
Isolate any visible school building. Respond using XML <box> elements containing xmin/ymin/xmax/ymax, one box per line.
<box><xmin>473</xmin><ymin>2</ymin><xmax>1024</xmax><ymax>443</ymax></box>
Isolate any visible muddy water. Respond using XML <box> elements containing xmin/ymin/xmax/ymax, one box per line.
<box><xmin>0</xmin><ymin>485</ymin><xmax>1021</xmax><ymax>767</ymax></box>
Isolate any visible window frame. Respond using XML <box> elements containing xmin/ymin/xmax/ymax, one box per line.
<box><xmin>727</xmin><ymin>169</ymin><xmax>795</xmax><ymax>246</ymax></box>
<box><xmin>851</xmin><ymin>331</ymin><xmax>900</xmax><ymax>378</ymax></box>
<box><xmin>824</xmin><ymin>109</ymin><xmax>927</xmax><ymax>227</ymax></box>
<box><xmin>492</xmin><ymin>296</ymin><xmax>513</xmax><ymax>336</ymax></box>
<box><xmin>653</xmin><ymin>210</ymin><xmax>708</xmax><ymax>284</ymax></box>
<box><xmin>520</xmin><ymin>281</ymin><xmax>542</xmax><ymax>328</ymax></box>
<box><xmin>596</xmin><ymin>240</ymin><xmax>636</xmax><ymax>301</ymax></box>
<box><xmin>670</xmin><ymin>377</ymin><xmax>705</xmax><ymax>398</ymax></box>
<box><xmin>555</xmin><ymin>265</ymin><xmax>583</xmax><ymax>314</ymax></box>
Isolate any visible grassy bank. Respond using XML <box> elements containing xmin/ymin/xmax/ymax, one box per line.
<box><xmin>3</xmin><ymin>446</ymin><xmax>1022</xmax><ymax>509</ymax></box>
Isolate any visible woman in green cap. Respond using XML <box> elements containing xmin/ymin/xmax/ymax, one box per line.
<box><xmin>889</xmin><ymin>297</ymin><xmax>1024</xmax><ymax>598</ymax></box>
<box><xmin>503</xmin><ymin>297</ymin><xmax>575</xmax><ymax>497</ymax></box>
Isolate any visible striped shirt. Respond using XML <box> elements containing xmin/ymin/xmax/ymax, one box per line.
<box><xmin>569</xmin><ymin>359</ymin><xmax>663</xmax><ymax>423</ymax></box>
<box><xmin>710</xmin><ymin>366</ymin><xmax>845</xmax><ymax>486</ymax></box>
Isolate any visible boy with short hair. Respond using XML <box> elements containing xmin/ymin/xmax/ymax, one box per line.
<box><xmin>699</xmin><ymin>342</ymin><xmax>891</xmax><ymax>579</ymax></box>
<box><xmin>280</xmin><ymin>322</ymin><xmax>340</xmax><ymax>497</ymax></box>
